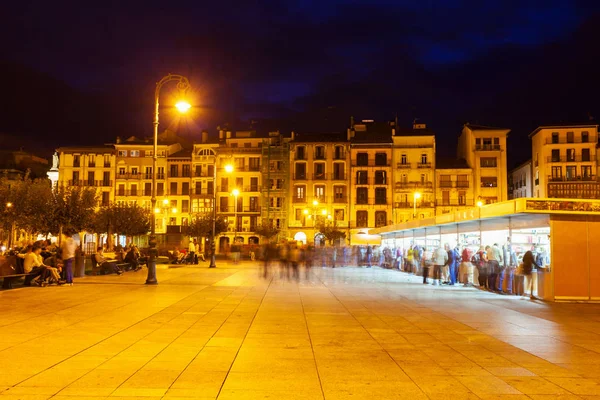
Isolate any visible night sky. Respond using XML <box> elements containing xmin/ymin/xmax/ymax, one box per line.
<box><xmin>2</xmin><ymin>0</ymin><xmax>600</xmax><ymax>168</ymax></box>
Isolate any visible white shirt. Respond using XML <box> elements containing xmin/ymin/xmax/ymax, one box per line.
<box><xmin>23</xmin><ymin>252</ymin><xmax>42</xmax><ymax>273</ymax></box>
<box><xmin>189</xmin><ymin>242</ymin><xmax>195</xmax><ymax>252</ymax></box>
<box><xmin>62</xmin><ymin>237</ymin><xmax>77</xmax><ymax>259</ymax></box>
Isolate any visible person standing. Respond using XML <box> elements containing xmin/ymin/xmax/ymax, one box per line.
<box><xmin>474</xmin><ymin>246</ymin><xmax>488</xmax><ymax>288</ymax></box>
<box><xmin>366</xmin><ymin>245</ymin><xmax>373</xmax><ymax>268</ymax></box>
<box><xmin>62</xmin><ymin>235</ymin><xmax>77</xmax><ymax>286</ymax></box>
<box><xmin>432</xmin><ymin>245</ymin><xmax>448</xmax><ymax>286</ymax></box>
<box><xmin>522</xmin><ymin>250</ymin><xmax>539</xmax><ymax>300</ymax></box>
<box><xmin>487</xmin><ymin>243</ymin><xmax>503</xmax><ymax>292</ymax></box>
<box><xmin>188</xmin><ymin>239</ymin><xmax>196</xmax><ymax>264</ymax></box>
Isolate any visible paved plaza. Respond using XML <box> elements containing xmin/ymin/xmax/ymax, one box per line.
<box><xmin>2</xmin><ymin>262</ymin><xmax>600</xmax><ymax>400</ymax></box>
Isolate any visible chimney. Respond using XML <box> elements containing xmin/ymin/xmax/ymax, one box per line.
<box><xmin>226</xmin><ymin>131</ymin><xmax>231</xmax><ymax>139</ymax></box>
<box><xmin>201</xmin><ymin>131</ymin><xmax>208</xmax><ymax>143</ymax></box>
<box><xmin>291</xmin><ymin>131</ymin><xmax>295</xmax><ymax>141</ymax></box>
<box><xmin>347</xmin><ymin>128</ymin><xmax>355</xmax><ymax>141</ymax></box>
<box><xmin>219</xmin><ymin>130</ymin><xmax>224</xmax><ymax>141</ymax></box>
<box><xmin>116</xmin><ymin>136</ymin><xmax>121</xmax><ymax>144</ymax></box>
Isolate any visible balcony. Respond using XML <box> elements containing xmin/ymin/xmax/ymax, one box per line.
<box><xmin>355</xmin><ymin>198</ymin><xmax>388</xmax><ymax>206</ymax></box>
<box><xmin>191</xmin><ymin>188</ymin><xmax>214</xmax><ymax>197</ymax></box>
<box><xmin>394</xmin><ymin>202</ymin><xmax>435</xmax><ymax>208</ymax></box>
<box><xmin>292</xmin><ymin>197</ymin><xmax>306</xmax><ymax>203</ymax></box>
<box><xmin>547</xmin><ymin>156</ymin><xmax>590</xmax><ymax>163</ymax></box>
<box><xmin>394</xmin><ymin>181</ymin><xmax>433</xmax><ymax>190</ymax></box>
<box><xmin>314</xmin><ymin>154</ymin><xmax>326</xmax><ymax>160</ymax></box>
<box><xmin>332</xmin><ymin>173</ymin><xmax>346</xmax><ymax>181</ymax></box>
<box><xmin>546</xmin><ymin>136</ymin><xmax>597</xmax><ymax>144</ymax></box>
<box><xmin>69</xmin><ymin>180</ymin><xmax>113</xmax><ymax>187</ymax></box>
<box><xmin>333</xmin><ymin>153</ymin><xmax>346</xmax><ymax>160</ymax></box>
<box><xmin>475</xmin><ymin>144</ymin><xmax>501</xmax><ymax>151</ymax></box>
<box><xmin>417</xmin><ymin>162</ymin><xmax>432</xmax><ymax>169</ymax></box>
<box><xmin>293</xmin><ymin>174</ymin><xmax>307</xmax><ymax>180</ymax></box>
<box><xmin>217</xmin><ymin>206</ymin><xmax>261</xmax><ymax>213</ymax></box>
<box><xmin>436</xmin><ymin>200</ymin><xmax>474</xmax><ymax>207</ymax></box>
<box><xmin>312</xmin><ymin>173</ymin><xmax>327</xmax><ymax>180</ymax></box>
<box><xmin>157</xmin><ymin>174</ymin><xmax>165</xmax><ymax>180</ymax></box>
<box><xmin>547</xmin><ymin>175</ymin><xmax>597</xmax><ymax>182</ymax></box>
<box><xmin>115</xmin><ymin>190</ymin><xmax>143</xmax><ymax>197</ymax></box>
<box><xmin>244</xmin><ymin>186</ymin><xmax>261</xmax><ymax>192</ymax></box>
<box><xmin>332</xmin><ymin>196</ymin><xmax>348</xmax><ymax>203</ymax></box>
<box><xmin>456</xmin><ymin>181</ymin><xmax>470</xmax><ymax>188</ymax></box>
<box><xmin>438</xmin><ymin>181</ymin><xmax>470</xmax><ymax>188</ymax></box>
<box><xmin>439</xmin><ymin>181</ymin><xmax>453</xmax><ymax>188</ymax></box>
<box><xmin>73</xmin><ymin>161</ymin><xmax>80</xmax><ymax>168</ymax></box>
<box><xmin>117</xmin><ymin>173</ymin><xmax>142</xmax><ymax>180</ymax></box>
<box><xmin>294</xmin><ymin>154</ymin><xmax>306</xmax><ymax>161</ymax></box>
<box><xmin>355</xmin><ymin>178</ymin><xmax>370</xmax><ymax>185</ymax></box>
<box><xmin>396</xmin><ymin>163</ymin><xmax>412</xmax><ymax>169</ymax></box>
<box><xmin>88</xmin><ymin>163</ymin><xmax>96</xmax><ymax>168</ymax></box>
<box><xmin>351</xmin><ymin>161</ymin><xmax>390</xmax><ymax>167</ymax></box>
<box><xmin>104</xmin><ymin>162</ymin><xmax>111</xmax><ymax>168</ymax></box>
<box><xmin>194</xmin><ymin>171</ymin><xmax>211</xmax><ymax>177</ymax></box>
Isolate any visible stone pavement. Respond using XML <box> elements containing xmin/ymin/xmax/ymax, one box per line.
<box><xmin>1</xmin><ymin>262</ymin><xmax>600</xmax><ymax>400</ymax></box>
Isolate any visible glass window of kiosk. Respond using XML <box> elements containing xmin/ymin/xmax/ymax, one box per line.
<box><xmin>511</xmin><ymin>227</ymin><xmax>551</xmax><ymax>267</ymax></box>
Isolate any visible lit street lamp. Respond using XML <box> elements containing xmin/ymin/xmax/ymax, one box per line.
<box><xmin>413</xmin><ymin>192</ymin><xmax>421</xmax><ymax>219</ymax></box>
<box><xmin>147</xmin><ymin>74</ymin><xmax>191</xmax><ymax>285</ymax></box>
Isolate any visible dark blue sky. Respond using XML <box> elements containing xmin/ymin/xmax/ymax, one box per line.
<box><xmin>2</xmin><ymin>0</ymin><xmax>600</xmax><ymax>166</ymax></box>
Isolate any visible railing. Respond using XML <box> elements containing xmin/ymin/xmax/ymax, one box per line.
<box><xmin>355</xmin><ymin>198</ymin><xmax>387</xmax><ymax>206</ymax></box>
<box><xmin>397</xmin><ymin>163</ymin><xmax>412</xmax><ymax>169</ymax></box>
<box><xmin>355</xmin><ymin>178</ymin><xmax>370</xmax><ymax>185</ymax></box>
<box><xmin>69</xmin><ymin>180</ymin><xmax>113</xmax><ymax>187</ymax></box>
<box><xmin>168</xmin><ymin>171</ymin><xmax>179</xmax><ymax>178</ymax></box>
<box><xmin>332</xmin><ymin>173</ymin><xmax>346</xmax><ymax>181</ymax></box>
<box><xmin>374</xmin><ymin>179</ymin><xmax>387</xmax><ymax>185</ymax></box>
<box><xmin>417</xmin><ymin>162</ymin><xmax>432</xmax><ymax>168</ymax></box>
<box><xmin>117</xmin><ymin>173</ymin><xmax>142</xmax><ymax>180</ymax></box>
<box><xmin>217</xmin><ymin>206</ymin><xmax>261</xmax><ymax>213</ymax></box>
<box><xmin>104</xmin><ymin>162</ymin><xmax>111</xmax><ymax>167</ymax></box>
<box><xmin>333</xmin><ymin>196</ymin><xmax>348</xmax><ymax>203</ymax></box>
<box><xmin>115</xmin><ymin>190</ymin><xmax>143</xmax><ymax>197</ymax></box>
<box><xmin>436</xmin><ymin>200</ymin><xmax>474</xmax><ymax>207</ymax></box>
<box><xmin>547</xmin><ymin>175</ymin><xmax>597</xmax><ymax>182</ymax></box>
<box><xmin>73</xmin><ymin>161</ymin><xmax>80</xmax><ymax>167</ymax></box>
<box><xmin>439</xmin><ymin>181</ymin><xmax>452</xmax><ymax>188</ymax></box>
<box><xmin>157</xmin><ymin>174</ymin><xmax>165</xmax><ymax>180</ymax></box>
<box><xmin>194</xmin><ymin>171</ymin><xmax>211</xmax><ymax>177</ymax></box>
<box><xmin>546</xmin><ymin>136</ymin><xmax>596</xmax><ymax>144</ymax></box>
<box><xmin>312</xmin><ymin>173</ymin><xmax>327</xmax><ymax>180</ymax></box>
<box><xmin>314</xmin><ymin>154</ymin><xmax>326</xmax><ymax>160</ymax></box>
<box><xmin>438</xmin><ymin>181</ymin><xmax>470</xmax><ymax>188</ymax></box>
<box><xmin>547</xmin><ymin>156</ymin><xmax>590</xmax><ymax>163</ymax></box>
<box><xmin>351</xmin><ymin>160</ymin><xmax>390</xmax><ymax>167</ymax></box>
<box><xmin>293</xmin><ymin>174</ymin><xmax>307</xmax><ymax>180</ymax></box>
<box><xmin>294</xmin><ymin>154</ymin><xmax>306</xmax><ymax>161</ymax></box>
<box><xmin>88</xmin><ymin>163</ymin><xmax>96</xmax><ymax>168</ymax></box>
<box><xmin>191</xmin><ymin>188</ymin><xmax>214</xmax><ymax>196</ymax></box>
<box><xmin>456</xmin><ymin>181</ymin><xmax>470</xmax><ymax>188</ymax></box>
<box><xmin>244</xmin><ymin>186</ymin><xmax>261</xmax><ymax>192</ymax></box>
<box><xmin>292</xmin><ymin>197</ymin><xmax>306</xmax><ymax>203</ymax></box>
<box><xmin>394</xmin><ymin>181</ymin><xmax>433</xmax><ymax>189</ymax></box>
<box><xmin>475</xmin><ymin>144</ymin><xmax>501</xmax><ymax>151</ymax></box>
<box><xmin>333</xmin><ymin>153</ymin><xmax>346</xmax><ymax>160</ymax></box>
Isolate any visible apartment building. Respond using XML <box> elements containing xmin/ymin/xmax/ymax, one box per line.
<box><xmin>458</xmin><ymin>123</ymin><xmax>509</xmax><ymax>204</ymax></box>
<box><xmin>530</xmin><ymin>123</ymin><xmax>599</xmax><ymax>198</ymax></box>
<box><xmin>215</xmin><ymin>129</ymin><xmax>264</xmax><ymax>250</ymax></box>
<box><xmin>261</xmin><ymin>131</ymin><xmax>290</xmax><ymax>239</ymax></box>
<box><xmin>288</xmin><ymin>132</ymin><xmax>350</xmax><ymax>245</ymax></box>
<box><xmin>166</xmin><ymin>149</ymin><xmax>192</xmax><ymax>229</ymax></box>
<box><xmin>113</xmin><ymin>134</ymin><xmax>183</xmax><ymax>234</ymax></box>
<box><xmin>56</xmin><ymin>146</ymin><xmax>116</xmax><ymax>207</ymax></box>
<box><xmin>392</xmin><ymin>123</ymin><xmax>436</xmax><ymax>222</ymax></box>
<box><xmin>435</xmin><ymin>158</ymin><xmax>474</xmax><ymax>214</ymax></box>
<box><xmin>508</xmin><ymin>160</ymin><xmax>533</xmax><ymax>199</ymax></box>
<box><xmin>347</xmin><ymin>120</ymin><xmax>393</xmax><ymax>244</ymax></box>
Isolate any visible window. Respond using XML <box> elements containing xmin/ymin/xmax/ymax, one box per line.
<box><xmin>220</xmin><ymin>197</ymin><xmax>229</xmax><ymax>212</ymax></box>
<box><xmin>334</xmin><ymin>186</ymin><xmax>346</xmax><ymax>201</ymax></box>
<box><xmin>296</xmin><ymin>146</ymin><xmax>305</xmax><ymax>160</ymax></box>
<box><xmin>235</xmin><ymin>158</ymin><xmax>245</xmax><ymax>170</ymax></box>
<box><xmin>458</xmin><ymin>191</ymin><xmax>466</xmax><ymax>205</ymax></box>
<box><xmin>582</xmin><ymin>166</ymin><xmax>593</xmax><ymax>179</ymax></box>
<box><xmin>551</xmin><ymin>166</ymin><xmax>562</xmax><ymax>180</ymax></box>
<box><xmin>334</xmin><ymin>146</ymin><xmax>345</xmax><ymax>159</ymax></box>
<box><xmin>221</xmin><ymin>177</ymin><xmax>229</xmax><ymax>192</ymax></box>
<box><xmin>244</xmin><ymin>142</ymin><xmax>251</xmax><ymax>148</ymax></box>
<box><xmin>421</xmin><ymin>174</ymin><xmax>426</xmax><ymax>183</ymax></box>
<box><xmin>73</xmin><ymin>155</ymin><xmax>80</xmax><ymax>167</ymax></box>
<box><xmin>236</xmin><ymin>177</ymin><xmax>243</xmax><ymax>189</ymax></box>
<box><xmin>375</xmin><ymin>153</ymin><xmax>387</xmax><ymax>166</ymax></box>
<box><xmin>119</xmin><ymin>167</ymin><xmax>126</xmax><ymax>176</ymax></box>
<box><xmin>493</xmin><ymin>138</ymin><xmax>499</xmax><ymax>146</ymax></box>
<box><xmin>295</xmin><ymin>163</ymin><xmax>306</xmax><ymax>179</ymax></box>
<box><xmin>375</xmin><ymin>188</ymin><xmax>387</xmax><ymax>204</ymax></box>
<box><xmin>101</xmin><ymin>192</ymin><xmax>110</xmax><ymax>206</ymax></box>
<box><xmin>356</xmin><ymin>153</ymin><xmax>368</xmax><ymax>166</ymax></box>
<box><xmin>582</xmin><ymin>131</ymin><xmax>590</xmax><ymax>143</ymax></box>
<box><xmin>157</xmin><ymin>183</ymin><xmax>164</xmax><ymax>196</ymax></box>
<box><xmin>295</xmin><ymin>186</ymin><xmax>305</xmax><ymax>200</ymax></box>
<box><xmin>157</xmin><ymin>167</ymin><xmax>165</xmax><ymax>179</ymax></box>
<box><xmin>250</xmin><ymin>177</ymin><xmax>259</xmax><ymax>191</ymax></box>
<box><xmin>170</xmin><ymin>182</ymin><xmax>178</xmax><ymax>195</ymax></box>
<box><xmin>182</xmin><ymin>182</ymin><xmax>189</xmax><ymax>195</ymax></box>
<box><xmin>87</xmin><ymin>172</ymin><xmax>95</xmax><ymax>186</ymax></box>
<box><xmin>131</xmin><ymin>185</ymin><xmax>137</xmax><ymax>196</ymax></box>
<box><xmin>315</xmin><ymin>146</ymin><xmax>325</xmax><ymax>159</ymax></box>
<box><xmin>440</xmin><ymin>175</ymin><xmax>451</xmax><ymax>188</ymax></box>
<box><xmin>566</xmin><ymin>149</ymin><xmax>576</xmax><ymax>162</ymax></box>
<box><xmin>117</xmin><ymin>150</ymin><xmax>127</xmax><ymax>157</ymax></box>
<box><xmin>104</xmin><ymin>155</ymin><xmax>111</xmax><ymax>167</ymax></box>
<box><xmin>551</xmin><ymin>149</ymin><xmax>560</xmax><ymax>162</ymax></box>
<box><xmin>236</xmin><ymin>196</ymin><xmax>243</xmax><ymax>212</ymax></box>
<box><xmin>295</xmin><ymin>209</ymin><xmax>304</xmax><ymax>221</ymax></box>
<box><xmin>551</xmin><ymin>132</ymin><xmax>559</xmax><ymax>144</ymax></box>
<box><xmin>333</xmin><ymin>163</ymin><xmax>345</xmax><ymax>180</ymax></box>
<box><xmin>582</xmin><ymin>148</ymin><xmax>590</xmax><ymax>162</ymax></box>
<box><xmin>356</xmin><ymin>211</ymin><xmax>368</xmax><ymax>228</ymax></box>
<box><xmin>103</xmin><ymin>171</ymin><xmax>110</xmax><ymax>186</ymax></box>
<box><xmin>314</xmin><ymin>186</ymin><xmax>325</xmax><ymax>201</ymax></box>
<box><xmin>249</xmin><ymin>157</ymin><xmax>260</xmax><ymax>171</ymax></box>
<box><xmin>567</xmin><ymin>131</ymin><xmax>574</xmax><ymax>143</ymax></box>
<box><xmin>566</xmin><ymin>166</ymin><xmax>577</xmax><ymax>180</ymax></box>
<box><xmin>374</xmin><ymin>171</ymin><xmax>386</xmax><ymax>185</ymax></box>
<box><xmin>441</xmin><ymin>191</ymin><xmax>450</xmax><ymax>206</ymax></box>
<box><xmin>230</xmin><ymin>143</ymin><xmax>238</xmax><ymax>148</ymax></box>
<box><xmin>170</xmin><ymin>165</ymin><xmax>178</xmax><ymax>177</ymax></box>
<box><xmin>145</xmin><ymin>182</ymin><xmax>152</xmax><ymax>196</ymax></box>
<box><xmin>375</xmin><ymin>211</ymin><xmax>387</xmax><ymax>228</ymax></box>
<box><xmin>145</xmin><ymin>167</ymin><xmax>152</xmax><ymax>179</ymax></box>
<box><xmin>194</xmin><ymin>182</ymin><xmax>202</xmax><ymax>195</ymax></box>
<box><xmin>181</xmin><ymin>217</ymin><xmax>189</xmax><ymax>226</ymax></box>
<box><xmin>480</xmin><ymin>157</ymin><xmax>497</xmax><ymax>168</ymax></box>
<box><xmin>182</xmin><ymin>165</ymin><xmax>191</xmax><ymax>177</ymax></box>
<box><xmin>314</xmin><ymin>163</ymin><xmax>325</xmax><ymax>179</ymax></box>
<box><xmin>130</xmin><ymin>150</ymin><xmax>140</xmax><ymax>157</ymax></box>
<box><xmin>356</xmin><ymin>188</ymin><xmax>368</xmax><ymax>204</ymax></box>
<box><xmin>480</xmin><ymin>177</ymin><xmax>497</xmax><ymax>187</ymax></box>
<box><xmin>421</xmin><ymin>154</ymin><xmax>428</xmax><ymax>164</ymax></box>
<box><xmin>356</xmin><ymin>171</ymin><xmax>368</xmax><ymax>185</ymax></box>
<box><xmin>118</xmin><ymin>184</ymin><xmax>125</xmax><ymax>196</ymax></box>
<box><xmin>88</xmin><ymin>155</ymin><xmax>96</xmax><ymax>167</ymax></box>
<box><xmin>207</xmin><ymin>181</ymin><xmax>214</xmax><ymax>195</ymax></box>
<box><xmin>401</xmin><ymin>154</ymin><xmax>407</xmax><ymax>165</ymax></box>
<box><xmin>334</xmin><ymin>209</ymin><xmax>344</xmax><ymax>221</ymax></box>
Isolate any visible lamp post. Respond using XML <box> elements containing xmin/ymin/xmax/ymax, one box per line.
<box><xmin>5</xmin><ymin>202</ymin><xmax>13</xmax><ymax>249</ymax></box>
<box><xmin>231</xmin><ymin>188</ymin><xmax>240</xmax><ymax>246</ymax></box>
<box><xmin>147</xmin><ymin>74</ymin><xmax>191</xmax><ymax>285</ymax></box>
<box><xmin>413</xmin><ymin>192</ymin><xmax>421</xmax><ymax>219</ymax></box>
<box><xmin>209</xmin><ymin>163</ymin><xmax>234</xmax><ymax>268</ymax></box>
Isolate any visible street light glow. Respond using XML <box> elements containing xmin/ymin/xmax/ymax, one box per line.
<box><xmin>312</xmin><ymin>200</ymin><xmax>319</xmax><ymax>206</ymax></box>
<box><xmin>172</xmin><ymin>208</ymin><xmax>178</xmax><ymax>214</ymax></box>
<box><xmin>414</xmin><ymin>192</ymin><xmax>421</xmax><ymax>200</ymax></box>
<box><xmin>231</xmin><ymin>188</ymin><xmax>240</xmax><ymax>197</ymax></box>
<box><xmin>477</xmin><ymin>200</ymin><xmax>483</xmax><ymax>207</ymax></box>
<box><xmin>154</xmin><ymin>208</ymin><xmax>160</xmax><ymax>214</ymax></box>
<box><xmin>303</xmin><ymin>209</ymin><xmax>309</xmax><ymax>215</ymax></box>
<box><xmin>163</xmin><ymin>199</ymin><xmax>169</xmax><ymax>205</ymax></box>
<box><xmin>225</xmin><ymin>164</ymin><xmax>234</xmax><ymax>173</ymax></box>
<box><xmin>175</xmin><ymin>100</ymin><xmax>191</xmax><ymax>113</ymax></box>
<box><xmin>321</xmin><ymin>209</ymin><xmax>327</xmax><ymax>215</ymax></box>
<box><xmin>6</xmin><ymin>202</ymin><xmax>12</xmax><ymax>208</ymax></box>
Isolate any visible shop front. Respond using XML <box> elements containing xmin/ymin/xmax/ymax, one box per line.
<box><xmin>374</xmin><ymin>198</ymin><xmax>600</xmax><ymax>302</ymax></box>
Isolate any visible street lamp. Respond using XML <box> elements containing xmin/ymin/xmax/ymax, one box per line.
<box><xmin>231</xmin><ymin>188</ymin><xmax>240</xmax><ymax>246</ymax></box>
<box><xmin>5</xmin><ymin>202</ymin><xmax>14</xmax><ymax>249</ymax></box>
<box><xmin>413</xmin><ymin>192</ymin><xmax>421</xmax><ymax>219</ymax></box>
<box><xmin>476</xmin><ymin>200</ymin><xmax>484</xmax><ymax>207</ymax></box>
<box><xmin>147</xmin><ymin>73</ymin><xmax>191</xmax><ymax>285</ymax></box>
<box><xmin>209</xmin><ymin>163</ymin><xmax>234</xmax><ymax>268</ymax></box>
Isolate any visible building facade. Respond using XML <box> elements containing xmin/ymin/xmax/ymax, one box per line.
<box><xmin>434</xmin><ymin>159</ymin><xmax>475</xmax><ymax>214</ymax></box>
<box><xmin>508</xmin><ymin>160</ymin><xmax>533</xmax><ymax>199</ymax></box>
<box><xmin>458</xmin><ymin>123</ymin><xmax>509</xmax><ymax>204</ymax></box>
<box><xmin>530</xmin><ymin>124</ymin><xmax>599</xmax><ymax>199</ymax></box>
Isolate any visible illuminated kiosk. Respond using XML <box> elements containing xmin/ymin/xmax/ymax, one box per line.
<box><xmin>372</xmin><ymin>198</ymin><xmax>600</xmax><ymax>302</ymax></box>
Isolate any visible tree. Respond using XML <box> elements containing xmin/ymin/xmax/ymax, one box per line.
<box><xmin>316</xmin><ymin>221</ymin><xmax>347</xmax><ymax>246</ymax></box>
<box><xmin>185</xmin><ymin>213</ymin><xmax>228</xmax><ymax>238</ymax></box>
<box><xmin>91</xmin><ymin>203</ymin><xmax>151</xmax><ymax>248</ymax></box>
<box><xmin>48</xmin><ymin>185</ymin><xmax>97</xmax><ymax>236</ymax></box>
<box><xmin>254</xmin><ymin>223</ymin><xmax>280</xmax><ymax>241</ymax></box>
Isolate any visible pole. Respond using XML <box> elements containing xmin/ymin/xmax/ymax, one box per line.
<box><xmin>146</xmin><ymin>87</ymin><xmax>159</xmax><ymax>285</ymax></box>
<box><xmin>209</xmin><ymin>158</ymin><xmax>217</xmax><ymax>267</ymax></box>
<box><xmin>413</xmin><ymin>196</ymin><xmax>417</xmax><ymax>219</ymax></box>
<box><xmin>234</xmin><ymin>194</ymin><xmax>238</xmax><ymax>245</ymax></box>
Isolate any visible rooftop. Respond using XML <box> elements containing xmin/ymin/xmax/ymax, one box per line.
<box><xmin>436</xmin><ymin>157</ymin><xmax>470</xmax><ymax>169</ymax></box>
<box><xmin>529</xmin><ymin>122</ymin><xmax>599</xmax><ymax>138</ymax></box>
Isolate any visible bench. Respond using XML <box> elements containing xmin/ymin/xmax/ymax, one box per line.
<box><xmin>90</xmin><ymin>254</ymin><xmax>130</xmax><ymax>275</ymax></box>
<box><xmin>0</xmin><ymin>256</ymin><xmax>36</xmax><ymax>289</ymax></box>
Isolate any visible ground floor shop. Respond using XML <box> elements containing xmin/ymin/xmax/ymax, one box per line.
<box><xmin>373</xmin><ymin>198</ymin><xmax>600</xmax><ymax>302</ymax></box>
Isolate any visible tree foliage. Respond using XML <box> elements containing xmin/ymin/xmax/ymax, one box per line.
<box><xmin>91</xmin><ymin>203</ymin><xmax>150</xmax><ymax>239</ymax></box>
<box><xmin>185</xmin><ymin>213</ymin><xmax>228</xmax><ymax>238</ymax></box>
<box><xmin>48</xmin><ymin>185</ymin><xmax>98</xmax><ymax>236</ymax></box>
<box><xmin>316</xmin><ymin>221</ymin><xmax>347</xmax><ymax>245</ymax></box>
<box><xmin>254</xmin><ymin>223</ymin><xmax>280</xmax><ymax>240</ymax></box>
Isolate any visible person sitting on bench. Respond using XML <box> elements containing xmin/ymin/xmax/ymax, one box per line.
<box><xmin>124</xmin><ymin>245</ymin><xmax>143</xmax><ymax>271</ymax></box>
<box><xmin>95</xmin><ymin>247</ymin><xmax>123</xmax><ymax>275</ymax></box>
